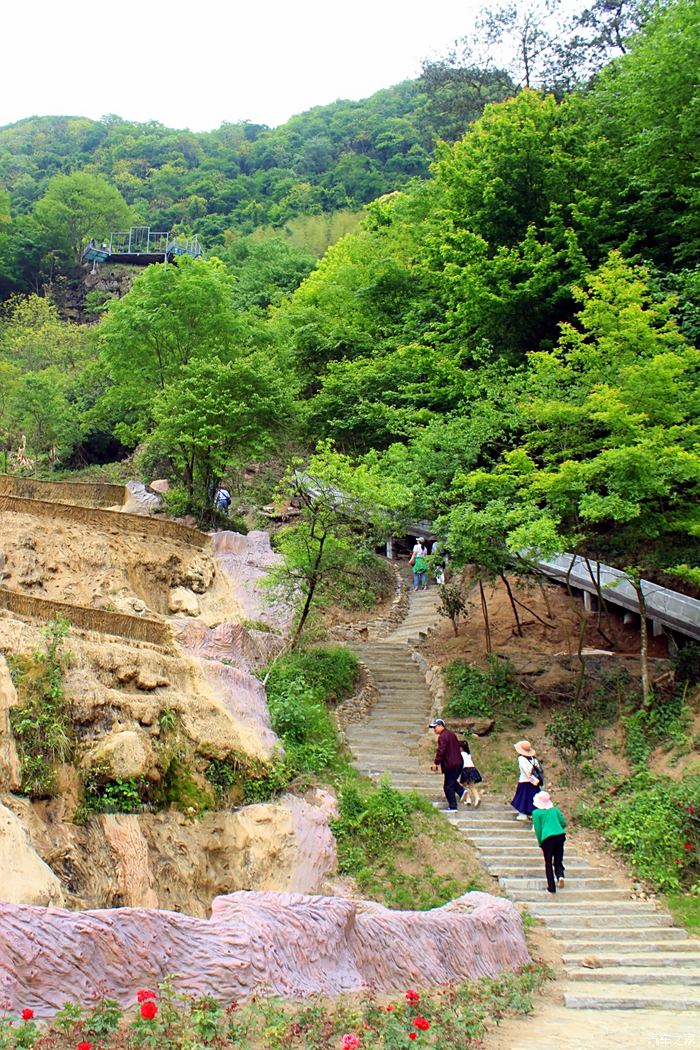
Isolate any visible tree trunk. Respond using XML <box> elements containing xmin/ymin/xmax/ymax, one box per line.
<box><xmin>538</xmin><ymin>579</ymin><xmax>554</xmax><ymax>619</ymax></box>
<box><xmin>479</xmin><ymin>580</ymin><xmax>492</xmax><ymax>654</ymax></box>
<box><xmin>289</xmin><ymin>532</ymin><xmax>327</xmax><ymax>650</ymax></box>
<box><xmin>583</xmin><ymin>556</ymin><xmax>614</xmax><ymax>646</ymax></box>
<box><xmin>631</xmin><ymin>576</ymin><xmax>652</xmax><ymax>706</ymax></box>
<box><xmin>451</xmin><ymin>614</ymin><xmax>460</xmax><ymax>637</ymax></box>
<box><xmin>289</xmin><ymin>578</ymin><xmax>318</xmax><ymax>650</ymax></box>
<box><xmin>565</xmin><ymin>555</ymin><xmax>588</xmax><ymax>701</ymax></box>
<box><xmin>500</xmin><ymin>573</ymin><xmax>523</xmax><ymax>636</ymax></box>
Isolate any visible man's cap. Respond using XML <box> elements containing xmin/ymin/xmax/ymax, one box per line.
<box><xmin>429</xmin><ymin>718</ymin><xmax>445</xmax><ymax>728</ymax></box>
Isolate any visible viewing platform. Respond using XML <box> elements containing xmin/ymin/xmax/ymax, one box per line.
<box><xmin>82</xmin><ymin>226</ymin><xmax>202</xmax><ymax>268</ymax></box>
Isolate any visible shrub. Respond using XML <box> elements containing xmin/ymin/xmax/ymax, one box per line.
<box><xmin>443</xmin><ymin>656</ymin><xmax>531</xmax><ymax>726</ymax></box>
<box><xmin>579</xmin><ymin>771</ymin><xmax>700</xmax><ymax>891</ymax></box>
<box><xmin>265</xmin><ymin>646</ymin><xmax>359</xmax><ymax>706</ymax></box>
<box><xmin>8</xmin><ymin>616</ymin><xmax>74</xmax><ymax>797</ymax></box>
<box><xmin>546</xmin><ymin>708</ymin><xmax>595</xmax><ymax>764</ymax></box>
<box><xmin>332</xmin><ymin>776</ymin><xmax>414</xmax><ymax>873</ymax></box>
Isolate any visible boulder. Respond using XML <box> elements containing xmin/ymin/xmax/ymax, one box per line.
<box><xmin>168</xmin><ymin>586</ymin><xmax>201</xmax><ymax>616</ymax></box>
<box><xmin>121</xmin><ymin>481</ymin><xmax>164</xmax><ymax>516</ymax></box>
<box><xmin>149</xmin><ymin>479</ymin><xmax>170</xmax><ymax>494</ymax></box>
<box><xmin>85</xmin><ymin>729</ymin><xmax>156</xmax><ymax>781</ymax></box>
<box><xmin>0</xmin><ymin>802</ymin><xmax>64</xmax><ymax>906</ymax></box>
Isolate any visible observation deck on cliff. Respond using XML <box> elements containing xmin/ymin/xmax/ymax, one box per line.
<box><xmin>82</xmin><ymin>226</ymin><xmax>202</xmax><ymax>268</ymax></box>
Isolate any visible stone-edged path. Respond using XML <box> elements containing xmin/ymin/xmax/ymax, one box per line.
<box><xmin>344</xmin><ymin>579</ymin><xmax>700</xmax><ymax>1046</ymax></box>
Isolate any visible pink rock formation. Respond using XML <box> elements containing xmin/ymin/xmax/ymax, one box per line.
<box><xmin>0</xmin><ymin>891</ymin><xmax>528</xmax><ymax>1016</ymax></box>
<box><xmin>171</xmin><ymin>618</ymin><xmax>282</xmax><ymax>674</ymax></box>
<box><xmin>212</xmin><ymin>531</ymin><xmax>294</xmax><ymax>632</ymax></box>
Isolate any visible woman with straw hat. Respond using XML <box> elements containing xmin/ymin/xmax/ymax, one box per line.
<box><xmin>510</xmin><ymin>740</ymin><xmax>542</xmax><ymax>820</ymax></box>
<box><xmin>532</xmin><ymin>790</ymin><xmax>567</xmax><ymax>894</ymax></box>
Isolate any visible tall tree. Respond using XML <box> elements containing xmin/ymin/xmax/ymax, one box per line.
<box><xmin>33</xmin><ymin>172</ymin><xmax>132</xmax><ymax>266</ymax></box>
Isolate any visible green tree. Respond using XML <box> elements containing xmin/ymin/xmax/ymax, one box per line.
<box><xmin>99</xmin><ymin>256</ymin><xmax>262</xmax><ymax>443</ymax></box>
<box><xmin>33</xmin><ymin>171</ymin><xmax>132</xmax><ymax>265</ymax></box>
<box><xmin>267</xmin><ymin>445</ymin><xmax>410</xmax><ymax>648</ymax></box>
<box><xmin>146</xmin><ymin>354</ymin><xmax>292</xmax><ymax>503</ymax></box>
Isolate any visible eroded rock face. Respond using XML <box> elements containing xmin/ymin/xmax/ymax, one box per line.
<box><xmin>1</xmin><ymin>791</ymin><xmax>338</xmax><ymax>917</ymax></box>
<box><xmin>212</xmin><ymin>531</ymin><xmax>294</xmax><ymax>632</ymax></box>
<box><xmin>0</xmin><ymin>890</ymin><xmax>528</xmax><ymax>1015</ymax></box>
<box><xmin>0</xmin><ymin>658</ymin><xmax>20</xmax><ymax>790</ymax></box>
<box><xmin>0</xmin><ymin>803</ymin><xmax>64</xmax><ymax>907</ymax></box>
<box><xmin>171</xmin><ymin>619</ymin><xmax>282</xmax><ymax>675</ymax></box>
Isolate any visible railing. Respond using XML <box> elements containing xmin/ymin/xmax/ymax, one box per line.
<box><xmin>83</xmin><ymin>227</ymin><xmax>202</xmax><ymax>262</ymax></box>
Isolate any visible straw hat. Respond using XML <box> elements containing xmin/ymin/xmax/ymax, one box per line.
<box><xmin>514</xmin><ymin>740</ymin><xmax>536</xmax><ymax>757</ymax></box>
<box><xmin>533</xmin><ymin>791</ymin><xmax>553</xmax><ymax>810</ymax></box>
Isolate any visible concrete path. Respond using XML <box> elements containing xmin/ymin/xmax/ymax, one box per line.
<box><xmin>345</xmin><ymin>576</ymin><xmax>700</xmax><ymax>1047</ymax></box>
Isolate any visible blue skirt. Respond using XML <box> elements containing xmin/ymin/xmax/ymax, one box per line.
<box><xmin>511</xmin><ymin>782</ymin><xmax>537</xmax><ymax>815</ymax></box>
<box><xmin>460</xmin><ymin>766</ymin><xmax>483</xmax><ymax>784</ymax></box>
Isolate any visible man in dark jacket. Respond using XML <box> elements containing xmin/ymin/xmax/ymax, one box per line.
<box><xmin>430</xmin><ymin>718</ymin><xmax>464</xmax><ymax>811</ymax></box>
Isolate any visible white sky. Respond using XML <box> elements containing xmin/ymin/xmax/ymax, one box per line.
<box><xmin>2</xmin><ymin>0</ymin><xmax>484</xmax><ymax>132</ymax></box>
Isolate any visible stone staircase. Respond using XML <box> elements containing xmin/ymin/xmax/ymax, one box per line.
<box><xmin>345</xmin><ymin>578</ymin><xmax>700</xmax><ymax>1025</ymax></box>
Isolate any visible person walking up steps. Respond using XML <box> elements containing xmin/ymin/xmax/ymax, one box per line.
<box><xmin>532</xmin><ymin>790</ymin><xmax>567</xmax><ymax>894</ymax></box>
<box><xmin>458</xmin><ymin>738</ymin><xmax>483</xmax><ymax>807</ymax></box>
<box><xmin>510</xmin><ymin>739</ymin><xmax>542</xmax><ymax>820</ymax></box>
<box><xmin>430</xmin><ymin>718</ymin><xmax>464</xmax><ymax>811</ymax></box>
<box><xmin>410</xmin><ymin>538</ymin><xmax>428</xmax><ymax>591</ymax></box>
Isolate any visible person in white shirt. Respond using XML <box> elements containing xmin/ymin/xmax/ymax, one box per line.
<box><xmin>510</xmin><ymin>740</ymin><xmax>542</xmax><ymax>821</ymax></box>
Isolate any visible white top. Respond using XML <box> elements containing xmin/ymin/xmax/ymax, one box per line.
<box><xmin>518</xmin><ymin>755</ymin><xmax>535</xmax><ymax>783</ymax></box>
<box><xmin>461</xmin><ymin>750</ymin><xmax>474</xmax><ymax>769</ymax></box>
<box><xmin>412</xmin><ymin>543</ymin><xmax>427</xmax><ymax>557</ymax></box>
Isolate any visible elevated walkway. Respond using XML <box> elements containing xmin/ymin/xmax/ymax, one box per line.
<box><xmin>535</xmin><ymin>553</ymin><xmax>700</xmax><ymax>642</ymax></box>
<box><xmin>82</xmin><ymin>227</ymin><xmax>202</xmax><ymax>268</ymax></box>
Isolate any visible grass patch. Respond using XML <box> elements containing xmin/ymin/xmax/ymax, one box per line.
<box><xmin>577</xmin><ymin>770</ymin><xmax>700</xmax><ymax>892</ymax></box>
<box><xmin>332</xmin><ymin>776</ymin><xmax>487</xmax><ymax>910</ymax></box>
<box><xmin>663</xmin><ymin>892</ymin><xmax>700</xmax><ymax>934</ymax></box>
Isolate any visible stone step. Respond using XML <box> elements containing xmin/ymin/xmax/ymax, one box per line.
<box><xmin>486</xmin><ymin>865</ymin><xmax>594</xmax><ymax>879</ymax></box>
<box><xmin>561</xmin><ymin>983</ymin><xmax>700</xmax><ymax>1011</ymax></box>
<box><xmin>565</xmin><ymin>967</ymin><xmax>700</xmax><ymax>986</ymax></box>
<box><xmin>564</xmin><ymin>953</ymin><xmax>700</xmax><ymax>968</ymax></box>
<box><xmin>555</xmin><ymin>927</ymin><xmax>690</xmax><ymax>944</ymax></box>
<box><xmin>502</xmin><ymin>877</ymin><xmax>618</xmax><ymax>891</ymax></box>
<box><xmin>509</xmin><ymin>889</ymin><xmax>632</xmax><ymax>903</ymax></box>
<box><xmin>542</xmin><ymin>913</ymin><xmax>674</xmax><ymax>930</ymax></box>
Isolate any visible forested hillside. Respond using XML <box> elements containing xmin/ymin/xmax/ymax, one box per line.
<box><xmin>0</xmin><ymin>70</ymin><xmax>516</xmax><ymax>295</ymax></box>
<box><xmin>0</xmin><ymin>0</ymin><xmax>698</xmax><ymax>593</ymax></box>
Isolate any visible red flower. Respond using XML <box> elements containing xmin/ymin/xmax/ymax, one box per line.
<box><xmin>21</xmin><ymin>1010</ymin><xmax>34</xmax><ymax>1021</ymax></box>
<box><xmin>77</xmin><ymin>1043</ymin><xmax>93</xmax><ymax>1050</ymax></box>
<box><xmin>413</xmin><ymin>1017</ymin><xmax>430</xmax><ymax>1031</ymax></box>
<box><xmin>140</xmin><ymin>1001</ymin><xmax>158</xmax><ymax>1020</ymax></box>
<box><xmin>137</xmin><ymin>989</ymin><xmax>157</xmax><ymax>1003</ymax></box>
<box><xmin>405</xmin><ymin>989</ymin><xmax>420</xmax><ymax>1004</ymax></box>
<box><xmin>689</xmin><ymin>806</ymin><xmax>695</xmax><ymax>814</ymax></box>
<box><xmin>341</xmin><ymin>1035</ymin><xmax>361</xmax><ymax>1050</ymax></box>
<box><xmin>386</xmin><ymin>1005</ymin><xmax>394</xmax><ymax>1011</ymax></box>
<box><xmin>409</xmin><ymin>1035</ymin><xmax>417</xmax><ymax>1042</ymax></box>
<box><xmin>685</xmin><ymin>842</ymin><xmax>693</xmax><ymax>851</ymax></box>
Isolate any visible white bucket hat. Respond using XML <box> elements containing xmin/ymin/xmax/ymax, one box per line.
<box><xmin>533</xmin><ymin>791</ymin><xmax>553</xmax><ymax>810</ymax></box>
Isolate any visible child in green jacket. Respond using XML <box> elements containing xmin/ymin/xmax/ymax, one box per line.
<box><xmin>532</xmin><ymin>791</ymin><xmax>567</xmax><ymax>894</ymax></box>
